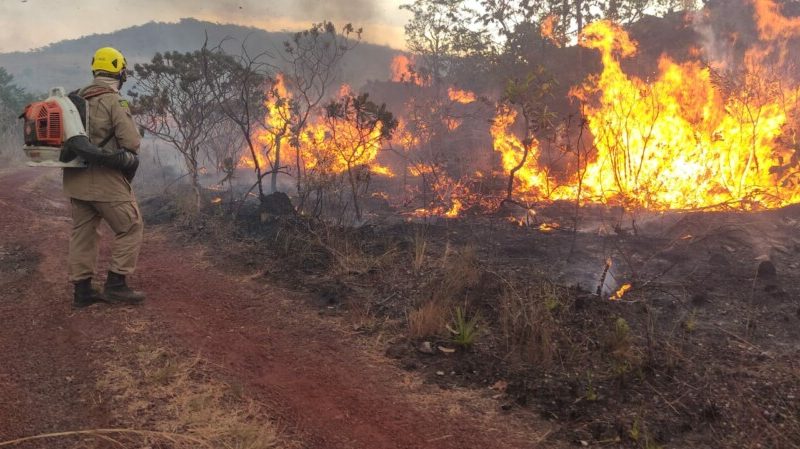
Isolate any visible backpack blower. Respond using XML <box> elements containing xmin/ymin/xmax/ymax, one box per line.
<box><xmin>20</xmin><ymin>86</ymin><xmax>139</xmax><ymax>174</ymax></box>
<box><xmin>21</xmin><ymin>87</ymin><xmax>88</xmax><ymax>168</ymax></box>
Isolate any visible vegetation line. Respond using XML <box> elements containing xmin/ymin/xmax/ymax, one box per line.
<box><xmin>0</xmin><ymin>428</ymin><xmax>210</xmax><ymax>448</ymax></box>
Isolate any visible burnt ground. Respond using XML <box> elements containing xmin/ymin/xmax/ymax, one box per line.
<box><xmin>180</xmin><ymin>188</ymin><xmax>800</xmax><ymax>449</ymax></box>
<box><xmin>0</xmin><ymin>168</ymin><xmax>555</xmax><ymax>449</ymax></box>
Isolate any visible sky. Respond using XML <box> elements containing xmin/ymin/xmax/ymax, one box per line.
<box><xmin>0</xmin><ymin>0</ymin><xmax>411</xmax><ymax>53</ymax></box>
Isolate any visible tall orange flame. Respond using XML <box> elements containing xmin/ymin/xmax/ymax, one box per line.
<box><xmin>391</xmin><ymin>55</ymin><xmax>428</xmax><ymax>86</ymax></box>
<box><xmin>493</xmin><ymin>20</ymin><xmax>800</xmax><ymax>210</ymax></box>
<box><xmin>751</xmin><ymin>0</ymin><xmax>800</xmax><ymax>40</ymax></box>
<box><xmin>448</xmin><ymin>88</ymin><xmax>477</xmax><ymax>104</ymax></box>
<box><xmin>540</xmin><ymin>15</ymin><xmax>561</xmax><ymax>46</ymax></box>
<box><xmin>240</xmin><ymin>74</ymin><xmax>291</xmax><ymax>170</ymax></box>
<box><xmin>242</xmin><ymin>73</ymin><xmax>391</xmax><ymax>178</ymax></box>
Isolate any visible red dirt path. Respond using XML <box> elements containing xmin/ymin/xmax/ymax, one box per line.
<box><xmin>0</xmin><ymin>168</ymin><xmax>555</xmax><ymax>449</ymax></box>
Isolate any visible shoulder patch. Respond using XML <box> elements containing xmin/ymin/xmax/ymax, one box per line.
<box><xmin>119</xmin><ymin>99</ymin><xmax>130</xmax><ymax>108</ymax></box>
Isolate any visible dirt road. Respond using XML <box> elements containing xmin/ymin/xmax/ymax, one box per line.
<box><xmin>0</xmin><ymin>168</ymin><xmax>553</xmax><ymax>449</ymax></box>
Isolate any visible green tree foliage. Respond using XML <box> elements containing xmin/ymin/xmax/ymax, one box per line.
<box><xmin>200</xmin><ymin>40</ymin><xmax>272</xmax><ymax>198</ymax></box>
<box><xmin>400</xmin><ymin>0</ymin><xmax>486</xmax><ymax>84</ymax></box>
<box><xmin>323</xmin><ymin>93</ymin><xmax>398</xmax><ymax>220</ymax></box>
<box><xmin>0</xmin><ymin>68</ymin><xmax>35</xmax><ymax>135</ymax></box>
<box><xmin>280</xmin><ymin>22</ymin><xmax>361</xmax><ymax>206</ymax></box>
<box><xmin>130</xmin><ymin>51</ymin><xmax>229</xmax><ymax>212</ymax></box>
<box><xmin>473</xmin><ymin>0</ymin><xmax>698</xmax><ymax>43</ymax></box>
<box><xmin>0</xmin><ymin>68</ymin><xmax>33</xmax><ymax>112</ymax></box>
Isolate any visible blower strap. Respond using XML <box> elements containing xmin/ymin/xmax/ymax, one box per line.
<box><xmin>81</xmin><ymin>87</ymin><xmax>118</xmax><ymax>148</ymax></box>
<box><xmin>61</xmin><ymin>87</ymin><xmax>118</xmax><ymax>164</ymax></box>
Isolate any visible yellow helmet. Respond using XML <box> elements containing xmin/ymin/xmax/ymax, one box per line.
<box><xmin>91</xmin><ymin>47</ymin><xmax>127</xmax><ymax>77</ymax></box>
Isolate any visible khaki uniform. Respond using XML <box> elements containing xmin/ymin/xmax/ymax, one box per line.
<box><xmin>65</xmin><ymin>77</ymin><xmax>143</xmax><ymax>282</ymax></box>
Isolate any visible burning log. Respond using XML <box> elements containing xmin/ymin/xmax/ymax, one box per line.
<box><xmin>596</xmin><ymin>258</ymin><xmax>613</xmax><ymax>297</ymax></box>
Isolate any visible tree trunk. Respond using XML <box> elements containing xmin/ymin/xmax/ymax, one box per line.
<box><xmin>348</xmin><ymin>167</ymin><xmax>361</xmax><ymax>222</ymax></box>
<box><xmin>192</xmin><ymin>170</ymin><xmax>202</xmax><ymax>213</ymax></box>
<box><xmin>271</xmin><ymin>134</ymin><xmax>282</xmax><ymax>194</ymax></box>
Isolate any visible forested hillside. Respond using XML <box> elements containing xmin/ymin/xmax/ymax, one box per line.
<box><xmin>0</xmin><ymin>18</ymin><xmax>400</xmax><ymax>95</ymax></box>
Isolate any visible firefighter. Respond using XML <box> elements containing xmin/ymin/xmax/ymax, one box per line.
<box><xmin>64</xmin><ymin>46</ymin><xmax>146</xmax><ymax>308</ymax></box>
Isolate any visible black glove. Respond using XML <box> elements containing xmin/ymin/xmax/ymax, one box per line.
<box><xmin>122</xmin><ymin>153</ymin><xmax>139</xmax><ymax>182</ymax></box>
<box><xmin>102</xmin><ymin>149</ymin><xmax>138</xmax><ymax>171</ymax></box>
<box><xmin>64</xmin><ymin>135</ymin><xmax>139</xmax><ymax>180</ymax></box>
<box><xmin>102</xmin><ymin>149</ymin><xmax>139</xmax><ymax>182</ymax></box>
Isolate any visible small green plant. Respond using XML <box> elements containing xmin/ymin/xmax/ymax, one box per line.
<box><xmin>584</xmin><ymin>372</ymin><xmax>598</xmax><ymax>401</ymax></box>
<box><xmin>615</xmin><ymin>317</ymin><xmax>631</xmax><ymax>341</ymax></box>
<box><xmin>629</xmin><ymin>416</ymin><xmax>641</xmax><ymax>442</ymax></box>
<box><xmin>542</xmin><ymin>282</ymin><xmax>562</xmax><ymax>311</ymax></box>
<box><xmin>682</xmin><ymin>310</ymin><xmax>697</xmax><ymax>333</ymax></box>
<box><xmin>628</xmin><ymin>416</ymin><xmax>663</xmax><ymax>449</ymax></box>
<box><xmin>447</xmin><ymin>306</ymin><xmax>481</xmax><ymax>348</ymax></box>
<box><xmin>606</xmin><ymin>317</ymin><xmax>638</xmax><ymax>377</ymax></box>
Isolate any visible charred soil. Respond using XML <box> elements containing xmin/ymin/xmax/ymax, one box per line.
<box><xmin>0</xmin><ymin>168</ymin><xmax>552</xmax><ymax>449</ymax></box>
<box><xmin>180</xmin><ymin>190</ymin><xmax>800</xmax><ymax>449</ymax></box>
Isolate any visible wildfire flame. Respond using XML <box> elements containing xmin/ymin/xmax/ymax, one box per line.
<box><xmin>751</xmin><ymin>0</ymin><xmax>800</xmax><ymax>41</ymax></box>
<box><xmin>538</xmin><ymin>222</ymin><xmax>560</xmax><ymax>232</ymax></box>
<box><xmin>493</xmin><ymin>18</ymin><xmax>800</xmax><ymax>210</ymax></box>
<box><xmin>540</xmin><ymin>15</ymin><xmax>560</xmax><ymax>46</ymax></box>
<box><xmin>448</xmin><ymin>88</ymin><xmax>477</xmax><ymax>104</ymax></box>
<box><xmin>240</xmin><ymin>74</ymin><xmax>291</xmax><ymax>170</ymax></box>
<box><xmin>610</xmin><ymin>283</ymin><xmax>632</xmax><ymax>300</ymax></box>
<box><xmin>491</xmin><ymin>105</ymin><xmax>551</xmax><ymax>199</ymax></box>
<box><xmin>236</xmin><ymin>2</ymin><xmax>800</xmax><ymax>221</ymax></box>
<box><xmin>444</xmin><ymin>117</ymin><xmax>462</xmax><ymax>131</ymax></box>
<box><xmin>240</xmin><ymin>73</ymin><xmax>392</xmax><ymax>179</ymax></box>
<box><xmin>444</xmin><ymin>198</ymin><xmax>463</xmax><ymax>217</ymax></box>
<box><xmin>391</xmin><ymin>54</ymin><xmax>428</xmax><ymax>86</ymax></box>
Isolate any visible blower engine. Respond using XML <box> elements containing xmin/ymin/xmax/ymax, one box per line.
<box><xmin>21</xmin><ymin>87</ymin><xmax>88</xmax><ymax>168</ymax></box>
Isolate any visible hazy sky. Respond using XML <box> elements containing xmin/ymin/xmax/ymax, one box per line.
<box><xmin>0</xmin><ymin>0</ymin><xmax>410</xmax><ymax>52</ymax></box>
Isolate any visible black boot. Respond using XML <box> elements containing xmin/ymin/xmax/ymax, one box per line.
<box><xmin>73</xmin><ymin>278</ymin><xmax>105</xmax><ymax>308</ymax></box>
<box><xmin>104</xmin><ymin>271</ymin><xmax>146</xmax><ymax>304</ymax></box>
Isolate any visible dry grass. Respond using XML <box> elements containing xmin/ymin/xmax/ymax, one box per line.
<box><xmin>96</xmin><ymin>344</ymin><xmax>285</xmax><ymax>449</ymax></box>
<box><xmin>439</xmin><ymin>245</ymin><xmax>480</xmax><ymax>294</ymax></box>
<box><xmin>0</xmin><ymin>429</ymin><xmax>209</xmax><ymax>448</ymax></box>
<box><xmin>411</xmin><ymin>229</ymin><xmax>427</xmax><ymax>273</ymax></box>
<box><xmin>498</xmin><ymin>281</ymin><xmax>562</xmax><ymax>366</ymax></box>
<box><xmin>408</xmin><ymin>245</ymin><xmax>481</xmax><ymax>339</ymax></box>
<box><xmin>331</xmin><ymin>238</ymin><xmax>397</xmax><ymax>277</ymax></box>
<box><xmin>408</xmin><ymin>300</ymin><xmax>449</xmax><ymax>338</ymax></box>
<box><xmin>1</xmin><ymin>341</ymin><xmax>285</xmax><ymax>449</ymax></box>
<box><xmin>291</xmin><ymin>224</ymin><xmax>399</xmax><ymax>277</ymax></box>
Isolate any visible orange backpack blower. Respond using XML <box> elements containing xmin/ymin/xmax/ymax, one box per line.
<box><xmin>20</xmin><ymin>87</ymin><xmax>88</xmax><ymax>168</ymax></box>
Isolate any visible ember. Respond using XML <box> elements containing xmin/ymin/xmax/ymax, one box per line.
<box><xmin>538</xmin><ymin>222</ymin><xmax>560</xmax><ymax>232</ymax></box>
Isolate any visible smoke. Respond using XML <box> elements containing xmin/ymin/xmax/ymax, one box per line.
<box><xmin>288</xmin><ymin>0</ymin><xmax>379</xmax><ymax>22</ymax></box>
<box><xmin>688</xmin><ymin>0</ymin><xmax>765</xmax><ymax>70</ymax></box>
<box><xmin>0</xmin><ymin>0</ymin><xmax>404</xmax><ymax>54</ymax></box>
<box><xmin>689</xmin><ymin>10</ymin><xmax>736</xmax><ymax>69</ymax></box>
<box><xmin>155</xmin><ymin>0</ymin><xmax>380</xmax><ymax>24</ymax></box>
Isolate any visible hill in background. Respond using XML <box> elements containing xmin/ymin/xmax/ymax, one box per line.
<box><xmin>0</xmin><ymin>18</ymin><xmax>400</xmax><ymax>96</ymax></box>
